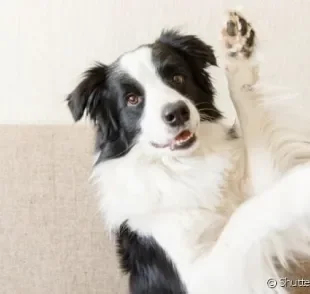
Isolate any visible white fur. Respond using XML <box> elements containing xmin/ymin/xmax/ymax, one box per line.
<box><xmin>92</xmin><ymin>22</ymin><xmax>310</xmax><ymax>294</ymax></box>
<box><xmin>190</xmin><ymin>163</ymin><xmax>310</xmax><ymax>294</ymax></box>
<box><xmin>93</xmin><ymin>120</ymin><xmax>236</xmax><ymax>290</ymax></box>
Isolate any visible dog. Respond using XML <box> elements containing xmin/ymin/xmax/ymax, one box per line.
<box><xmin>67</xmin><ymin>10</ymin><xmax>310</xmax><ymax>294</ymax></box>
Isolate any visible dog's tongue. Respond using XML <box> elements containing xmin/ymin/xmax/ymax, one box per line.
<box><xmin>175</xmin><ymin>130</ymin><xmax>191</xmax><ymax>141</ymax></box>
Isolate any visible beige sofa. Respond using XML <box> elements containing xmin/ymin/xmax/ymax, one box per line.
<box><xmin>0</xmin><ymin>125</ymin><xmax>127</xmax><ymax>294</ymax></box>
<box><xmin>1</xmin><ymin>125</ymin><xmax>309</xmax><ymax>294</ymax></box>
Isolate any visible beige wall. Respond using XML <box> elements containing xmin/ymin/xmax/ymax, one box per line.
<box><xmin>1</xmin><ymin>0</ymin><xmax>310</xmax><ymax>124</ymax></box>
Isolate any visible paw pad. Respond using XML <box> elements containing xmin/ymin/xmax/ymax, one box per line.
<box><xmin>222</xmin><ymin>11</ymin><xmax>256</xmax><ymax>59</ymax></box>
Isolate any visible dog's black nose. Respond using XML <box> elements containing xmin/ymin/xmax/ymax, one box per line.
<box><xmin>162</xmin><ymin>101</ymin><xmax>190</xmax><ymax>127</ymax></box>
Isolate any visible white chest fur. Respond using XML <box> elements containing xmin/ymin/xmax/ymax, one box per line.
<box><xmin>93</xmin><ymin>131</ymin><xmax>235</xmax><ymax>287</ymax></box>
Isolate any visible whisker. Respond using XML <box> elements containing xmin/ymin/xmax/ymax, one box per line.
<box><xmin>194</xmin><ymin>101</ymin><xmax>213</xmax><ymax>107</ymax></box>
<box><xmin>198</xmin><ymin>107</ymin><xmax>220</xmax><ymax>113</ymax></box>
<box><xmin>200</xmin><ymin>114</ymin><xmax>211</xmax><ymax>119</ymax></box>
<box><xmin>200</xmin><ymin>116</ymin><xmax>211</xmax><ymax>121</ymax></box>
<box><xmin>199</xmin><ymin>112</ymin><xmax>213</xmax><ymax>121</ymax></box>
<box><xmin>199</xmin><ymin>111</ymin><xmax>211</xmax><ymax>117</ymax></box>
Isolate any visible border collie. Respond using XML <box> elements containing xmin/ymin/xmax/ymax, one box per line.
<box><xmin>67</xmin><ymin>10</ymin><xmax>310</xmax><ymax>294</ymax></box>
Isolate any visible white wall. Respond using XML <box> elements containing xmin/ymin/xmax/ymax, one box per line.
<box><xmin>1</xmin><ymin>0</ymin><xmax>310</xmax><ymax>124</ymax></box>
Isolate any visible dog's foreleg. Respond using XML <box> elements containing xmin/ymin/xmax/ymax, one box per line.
<box><xmin>191</xmin><ymin>162</ymin><xmax>310</xmax><ymax>294</ymax></box>
<box><xmin>221</xmin><ymin>10</ymin><xmax>283</xmax><ymax>195</ymax></box>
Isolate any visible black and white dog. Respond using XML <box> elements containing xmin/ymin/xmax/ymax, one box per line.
<box><xmin>67</xmin><ymin>10</ymin><xmax>310</xmax><ymax>294</ymax></box>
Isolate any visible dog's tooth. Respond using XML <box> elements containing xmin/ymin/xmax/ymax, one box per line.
<box><xmin>171</xmin><ymin>132</ymin><xmax>194</xmax><ymax>149</ymax></box>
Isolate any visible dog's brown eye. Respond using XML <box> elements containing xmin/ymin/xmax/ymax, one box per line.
<box><xmin>173</xmin><ymin>74</ymin><xmax>185</xmax><ymax>84</ymax></box>
<box><xmin>126</xmin><ymin>94</ymin><xmax>141</xmax><ymax>106</ymax></box>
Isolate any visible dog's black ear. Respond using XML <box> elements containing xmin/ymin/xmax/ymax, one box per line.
<box><xmin>67</xmin><ymin>63</ymin><xmax>108</xmax><ymax>121</ymax></box>
<box><xmin>158</xmin><ymin>29</ymin><xmax>217</xmax><ymax>68</ymax></box>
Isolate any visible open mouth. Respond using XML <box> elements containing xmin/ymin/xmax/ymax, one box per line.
<box><xmin>151</xmin><ymin>130</ymin><xmax>197</xmax><ymax>151</ymax></box>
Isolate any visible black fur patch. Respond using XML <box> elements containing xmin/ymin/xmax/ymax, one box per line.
<box><xmin>67</xmin><ymin>63</ymin><xmax>145</xmax><ymax>162</ymax></box>
<box><xmin>116</xmin><ymin>223</ymin><xmax>187</xmax><ymax>294</ymax></box>
<box><xmin>153</xmin><ymin>30</ymin><xmax>222</xmax><ymax>122</ymax></box>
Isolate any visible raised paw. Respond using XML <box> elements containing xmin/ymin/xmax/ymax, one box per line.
<box><xmin>221</xmin><ymin>11</ymin><xmax>256</xmax><ymax>59</ymax></box>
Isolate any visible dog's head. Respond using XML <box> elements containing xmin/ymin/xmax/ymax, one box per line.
<box><xmin>67</xmin><ymin>30</ymin><xmax>222</xmax><ymax>161</ymax></box>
